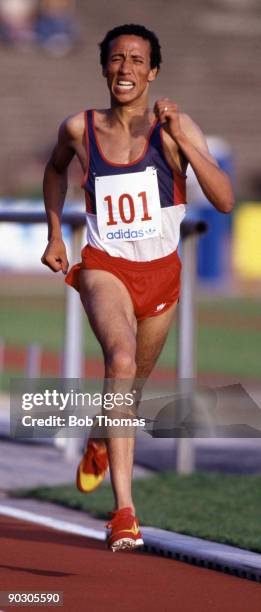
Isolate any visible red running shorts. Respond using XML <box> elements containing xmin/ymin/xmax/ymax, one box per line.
<box><xmin>65</xmin><ymin>245</ymin><xmax>181</xmax><ymax>321</ymax></box>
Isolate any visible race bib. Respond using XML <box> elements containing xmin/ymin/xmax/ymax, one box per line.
<box><xmin>95</xmin><ymin>166</ymin><xmax>162</xmax><ymax>242</ymax></box>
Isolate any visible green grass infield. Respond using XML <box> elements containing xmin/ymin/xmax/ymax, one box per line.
<box><xmin>1</xmin><ymin>295</ymin><xmax>261</xmax><ymax>381</ymax></box>
<box><xmin>11</xmin><ymin>471</ymin><xmax>261</xmax><ymax>553</ymax></box>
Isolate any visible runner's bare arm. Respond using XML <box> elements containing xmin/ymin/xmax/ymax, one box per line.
<box><xmin>154</xmin><ymin>99</ymin><xmax>234</xmax><ymax>213</ymax></box>
<box><xmin>41</xmin><ymin>115</ymin><xmax>82</xmax><ymax>273</ymax></box>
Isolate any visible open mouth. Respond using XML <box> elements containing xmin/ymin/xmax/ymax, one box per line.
<box><xmin>115</xmin><ymin>80</ymin><xmax>135</xmax><ymax>91</ymax></box>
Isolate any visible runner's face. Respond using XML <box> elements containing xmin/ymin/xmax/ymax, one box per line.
<box><xmin>103</xmin><ymin>35</ymin><xmax>157</xmax><ymax>104</ymax></box>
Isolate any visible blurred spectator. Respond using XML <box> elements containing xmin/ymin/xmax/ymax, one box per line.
<box><xmin>35</xmin><ymin>0</ymin><xmax>79</xmax><ymax>57</ymax></box>
<box><xmin>0</xmin><ymin>0</ymin><xmax>79</xmax><ymax>55</ymax></box>
<box><xmin>0</xmin><ymin>0</ymin><xmax>37</xmax><ymax>47</ymax></box>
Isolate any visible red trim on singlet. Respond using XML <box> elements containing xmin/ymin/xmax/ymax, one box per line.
<box><xmin>159</xmin><ymin>128</ymin><xmax>187</xmax><ymax>205</ymax></box>
<box><xmin>84</xmin><ymin>191</ymin><xmax>92</xmax><ymax>213</ymax></box>
<box><xmin>159</xmin><ymin>128</ymin><xmax>187</xmax><ymax>178</ymax></box>
<box><xmin>92</xmin><ymin>109</ymin><xmax>158</xmax><ymax>168</ymax></box>
<box><xmin>173</xmin><ymin>169</ymin><xmax>187</xmax><ymax>204</ymax></box>
<box><xmin>81</xmin><ymin>111</ymin><xmax>90</xmax><ymax>189</ymax></box>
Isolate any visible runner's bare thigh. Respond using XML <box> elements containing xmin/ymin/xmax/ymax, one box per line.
<box><xmin>79</xmin><ymin>269</ymin><xmax>137</xmax><ymax>358</ymax></box>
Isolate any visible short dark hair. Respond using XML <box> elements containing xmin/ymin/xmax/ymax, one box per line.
<box><xmin>99</xmin><ymin>24</ymin><xmax>162</xmax><ymax>70</ymax></box>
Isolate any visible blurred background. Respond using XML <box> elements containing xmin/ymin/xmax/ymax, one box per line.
<box><xmin>0</xmin><ymin>0</ymin><xmax>260</xmax><ymax>477</ymax></box>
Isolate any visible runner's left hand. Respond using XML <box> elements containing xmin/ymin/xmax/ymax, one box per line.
<box><xmin>154</xmin><ymin>98</ymin><xmax>183</xmax><ymax>142</ymax></box>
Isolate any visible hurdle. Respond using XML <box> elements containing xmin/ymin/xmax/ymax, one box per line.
<box><xmin>176</xmin><ymin>220</ymin><xmax>207</xmax><ymax>473</ymax></box>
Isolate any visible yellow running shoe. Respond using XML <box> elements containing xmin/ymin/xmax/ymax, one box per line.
<box><xmin>76</xmin><ymin>438</ymin><xmax>108</xmax><ymax>493</ymax></box>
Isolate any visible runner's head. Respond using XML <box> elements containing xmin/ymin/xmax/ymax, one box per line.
<box><xmin>99</xmin><ymin>25</ymin><xmax>161</xmax><ymax>104</ymax></box>
<box><xmin>99</xmin><ymin>24</ymin><xmax>162</xmax><ymax>71</ymax></box>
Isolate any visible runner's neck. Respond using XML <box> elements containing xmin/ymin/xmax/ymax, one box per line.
<box><xmin>104</xmin><ymin>106</ymin><xmax>154</xmax><ymax>132</ymax></box>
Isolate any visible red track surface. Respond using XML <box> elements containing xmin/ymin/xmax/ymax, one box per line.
<box><xmin>4</xmin><ymin>346</ymin><xmax>260</xmax><ymax>386</ymax></box>
<box><xmin>0</xmin><ymin>515</ymin><xmax>260</xmax><ymax>612</ymax></box>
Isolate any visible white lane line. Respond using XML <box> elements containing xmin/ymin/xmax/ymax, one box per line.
<box><xmin>0</xmin><ymin>504</ymin><xmax>106</xmax><ymax>541</ymax></box>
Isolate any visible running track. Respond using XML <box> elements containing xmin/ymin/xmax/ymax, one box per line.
<box><xmin>0</xmin><ymin>516</ymin><xmax>260</xmax><ymax>612</ymax></box>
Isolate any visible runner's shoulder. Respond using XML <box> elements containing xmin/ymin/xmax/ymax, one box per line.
<box><xmin>180</xmin><ymin>112</ymin><xmax>200</xmax><ymax>132</ymax></box>
<box><xmin>59</xmin><ymin>111</ymin><xmax>85</xmax><ymax>144</ymax></box>
<box><xmin>179</xmin><ymin>112</ymin><xmax>207</xmax><ymax>142</ymax></box>
<box><xmin>179</xmin><ymin>112</ymin><xmax>216</xmax><ymax>160</ymax></box>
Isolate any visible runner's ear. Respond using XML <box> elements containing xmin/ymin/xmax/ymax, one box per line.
<box><xmin>148</xmin><ymin>67</ymin><xmax>158</xmax><ymax>82</ymax></box>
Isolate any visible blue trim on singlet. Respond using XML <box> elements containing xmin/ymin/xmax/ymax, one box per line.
<box><xmin>82</xmin><ymin>110</ymin><xmax>184</xmax><ymax>214</ymax></box>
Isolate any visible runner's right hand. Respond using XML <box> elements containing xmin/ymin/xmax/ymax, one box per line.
<box><xmin>41</xmin><ymin>238</ymin><xmax>69</xmax><ymax>274</ymax></box>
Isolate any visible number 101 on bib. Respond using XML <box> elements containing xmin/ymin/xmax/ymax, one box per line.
<box><xmin>95</xmin><ymin>167</ymin><xmax>162</xmax><ymax>242</ymax></box>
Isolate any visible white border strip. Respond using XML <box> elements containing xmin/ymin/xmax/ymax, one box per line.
<box><xmin>1</xmin><ymin>504</ymin><xmax>260</xmax><ymax>579</ymax></box>
<box><xmin>0</xmin><ymin>504</ymin><xmax>106</xmax><ymax>541</ymax></box>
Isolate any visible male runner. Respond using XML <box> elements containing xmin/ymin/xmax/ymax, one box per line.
<box><xmin>41</xmin><ymin>24</ymin><xmax>234</xmax><ymax>551</ymax></box>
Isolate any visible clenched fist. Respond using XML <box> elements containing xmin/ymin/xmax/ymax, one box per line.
<box><xmin>41</xmin><ymin>238</ymin><xmax>69</xmax><ymax>274</ymax></box>
<box><xmin>154</xmin><ymin>98</ymin><xmax>183</xmax><ymax>142</ymax></box>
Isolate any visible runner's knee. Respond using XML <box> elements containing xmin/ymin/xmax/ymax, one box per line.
<box><xmin>105</xmin><ymin>347</ymin><xmax>136</xmax><ymax>379</ymax></box>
